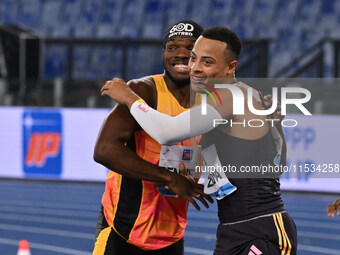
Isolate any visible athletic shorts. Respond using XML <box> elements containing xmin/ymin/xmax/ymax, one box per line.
<box><xmin>214</xmin><ymin>212</ymin><xmax>297</xmax><ymax>255</ymax></box>
<box><xmin>93</xmin><ymin>205</ymin><xmax>184</xmax><ymax>255</ymax></box>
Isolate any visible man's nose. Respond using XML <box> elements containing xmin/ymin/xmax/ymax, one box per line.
<box><xmin>190</xmin><ymin>60</ymin><xmax>203</xmax><ymax>73</ymax></box>
<box><xmin>175</xmin><ymin>48</ymin><xmax>190</xmax><ymax>59</ymax></box>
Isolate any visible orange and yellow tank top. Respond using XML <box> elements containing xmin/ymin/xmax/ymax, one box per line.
<box><xmin>101</xmin><ymin>74</ymin><xmax>194</xmax><ymax>250</ymax></box>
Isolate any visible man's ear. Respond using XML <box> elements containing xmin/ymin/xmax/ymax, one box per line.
<box><xmin>228</xmin><ymin>60</ymin><xmax>238</xmax><ymax>75</ymax></box>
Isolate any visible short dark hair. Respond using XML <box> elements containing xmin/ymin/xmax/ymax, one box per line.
<box><xmin>201</xmin><ymin>26</ymin><xmax>242</xmax><ymax>60</ymax></box>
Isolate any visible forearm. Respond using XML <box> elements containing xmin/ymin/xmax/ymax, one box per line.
<box><xmin>130</xmin><ymin>100</ymin><xmax>221</xmax><ymax>145</ymax></box>
<box><xmin>94</xmin><ymin>142</ymin><xmax>173</xmax><ymax>184</ymax></box>
<box><xmin>124</xmin><ymin>93</ymin><xmax>140</xmax><ymax>109</ymax></box>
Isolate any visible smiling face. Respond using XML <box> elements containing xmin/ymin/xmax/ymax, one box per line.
<box><xmin>189</xmin><ymin>36</ymin><xmax>237</xmax><ymax>92</ymax></box>
<box><xmin>163</xmin><ymin>36</ymin><xmax>197</xmax><ymax>86</ymax></box>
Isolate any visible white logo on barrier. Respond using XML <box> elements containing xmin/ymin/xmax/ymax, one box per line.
<box><xmin>170</xmin><ymin>23</ymin><xmax>194</xmax><ymax>33</ymax></box>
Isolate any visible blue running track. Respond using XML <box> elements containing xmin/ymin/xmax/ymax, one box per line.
<box><xmin>0</xmin><ymin>180</ymin><xmax>340</xmax><ymax>255</ymax></box>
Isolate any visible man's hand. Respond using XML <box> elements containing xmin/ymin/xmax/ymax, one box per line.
<box><xmin>166</xmin><ymin>163</ymin><xmax>213</xmax><ymax>210</ymax></box>
<box><xmin>101</xmin><ymin>78</ymin><xmax>139</xmax><ymax>108</ymax></box>
<box><xmin>327</xmin><ymin>198</ymin><xmax>340</xmax><ymax>217</ymax></box>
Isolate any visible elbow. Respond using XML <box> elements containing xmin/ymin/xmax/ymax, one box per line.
<box><xmin>156</xmin><ymin>137</ymin><xmax>170</xmax><ymax>145</ymax></box>
<box><xmin>153</xmin><ymin>129</ymin><xmax>180</xmax><ymax>145</ymax></box>
<box><xmin>93</xmin><ymin>142</ymin><xmax>110</xmax><ymax>165</ymax></box>
<box><xmin>93</xmin><ymin>148</ymin><xmax>104</xmax><ymax>165</ymax></box>
<box><xmin>156</xmin><ymin>135</ymin><xmax>178</xmax><ymax>146</ymax></box>
<box><xmin>162</xmin><ymin>139</ymin><xmax>177</xmax><ymax>146</ymax></box>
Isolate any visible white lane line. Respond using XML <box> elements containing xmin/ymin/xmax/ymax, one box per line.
<box><xmin>0</xmin><ymin>224</ymin><xmax>93</xmax><ymax>239</ymax></box>
<box><xmin>0</xmin><ymin>181</ymin><xmax>105</xmax><ymax>191</ymax></box>
<box><xmin>0</xmin><ymin>205</ymin><xmax>97</xmax><ymax>218</ymax></box>
<box><xmin>185</xmin><ymin>246</ymin><xmax>213</xmax><ymax>255</ymax></box>
<box><xmin>187</xmin><ymin>219</ymin><xmax>340</xmax><ymax>233</ymax></box>
<box><xmin>285</xmin><ymin>206</ymin><xmax>332</xmax><ymax>213</ymax></box>
<box><xmin>295</xmin><ymin>220</ymin><xmax>340</xmax><ymax>230</ymax></box>
<box><xmin>0</xmin><ymin>222</ymin><xmax>216</xmax><ymax>242</ymax></box>
<box><xmin>0</xmin><ymin>237</ymin><xmax>91</xmax><ymax>255</ymax></box>
<box><xmin>289</xmin><ymin>211</ymin><xmax>336</xmax><ymax>220</ymax></box>
<box><xmin>15</xmin><ymin>221</ymin><xmax>340</xmax><ymax>247</ymax></box>
<box><xmin>0</xmin><ymin>199</ymin><xmax>100</xmax><ymax>211</ymax></box>
<box><xmin>185</xmin><ymin>231</ymin><xmax>216</xmax><ymax>240</ymax></box>
<box><xmin>0</xmin><ymin>191</ymin><xmax>101</xmax><ymax>202</ymax></box>
<box><xmin>283</xmin><ymin>196</ymin><xmax>338</xmax><ymax>203</ymax></box>
<box><xmin>299</xmin><ymin>231</ymin><xmax>340</xmax><ymax>241</ymax></box>
<box><xmin>188</xmin><ymin>207</ymin><xmax>218</xmax><ymax>211</ymax></box>
<box><xmin>299</xmin><ymin>244</ymin><xmax>340</xmax><ymax>255</ymax></box>
<box><xmin>0</xmin><ymin>185</ymin><xmax>100</xmax><ymax>191</ymax></box>
<box><xmin>188</xmin><ymin>211</ymin><xmax>218</xmax><ymax>219</ymax></box>
<box><xmin>188</xmin><ymin>244</ymin><xmax>340</xmax><ymax>255</ymax></box>
<box><xmin>189</xmin><ymin>210</ymin><xmax>335</xmax><ymax>222</ymax></box>
<box><xmin>186</xmin><ymin>228</ymin><xmax>340</xmax><ymax>242</ymax></box>
<box><xmin>0</xmin><ymin>213</ymin><xmax>95</xmax><ymax>227</ymax></box>
<box><xmin>0</xmin><ymin>195</ymin><xmax>101</xmax><ymax>205</ymax></box>
<box><xmin>187</xmin><ymin>221</ymin><xmax>217</xmax><ymax>229</ymax></box>
<box><xmin>0</xmin><ymin>188</ymin><xmax>101</xmax><ymax>198</ymax></box>
<box><xmin>1</xmin><ymin>216</ymin><xmax>340</xmax><ymax>254</ymax></box>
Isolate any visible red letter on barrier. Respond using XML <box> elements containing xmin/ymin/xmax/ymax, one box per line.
<box><xmin>26</xmin><ymin>133</ymin><xmax>41</xmax><ymax>165</ymax></box>
<box><xmin>25</xmin><ymin>133</ymin><xmax>61</xmax><ymax>166</ymax></box>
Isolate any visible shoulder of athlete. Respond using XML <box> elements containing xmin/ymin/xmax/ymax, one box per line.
<box><xmin>235</xmin><ymin>82</ymin><xmax>263</xmax><ymax>106</ymax></box>
<box><xmin>211</xmin><ymin>82</ymin><xmax>258</xmax><ymax>118</ymax></box>
<box><xmin>127</xmin><ymin>76</ymin><xmax>157</xmax><ymax>108</ymax></box>
<box><xmin>101</xmin><ymin>76</ymin><xmax>157</xmax><ymax>136</ymax></box>
<box><xmin>209</xmin><ymin>86</ymin><xmax>235</xmax><ymax>118</ymax></box>
<box><xmin>234</xmin><ymin>81</ymin><xmax>249</xmax><ymax>93</ymax></box>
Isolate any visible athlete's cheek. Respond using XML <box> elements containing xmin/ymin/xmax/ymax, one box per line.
<box><xmin>188</xmin><ymin>60</ymin><xmax>194</xmax><ymax>70</ymax></box>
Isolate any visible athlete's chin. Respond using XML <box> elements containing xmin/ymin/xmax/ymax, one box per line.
<box><xmin>190</xmin><ymin>84</ymin><xmax>202</xmax><ymax>93</ymax></box>
<box><xmin>170</xmin><ymin>70</ymin><xmax>190</xmax><ymax>80</ymax></box>
<box><xmin>165</xmin><ymin>69</ymin><xmax>190</xmax><ymax>86</ymax></box>
<box><xmin>173</xmin><ymin>74</ymin><xmax>190</xmax><ymax>81</ymax></box>
<box><xmin>174</xmin><ymin>77</ymin><xmax>190</xmax><ymax>86</ymax></box>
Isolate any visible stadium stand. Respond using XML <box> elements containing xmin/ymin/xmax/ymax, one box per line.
<box><xmin>0</xmin><ymin>0</ymin><xmax>336</xmax><ymax>76</ymax></box>
<box><xmin>1</xmin><ymin>0</ymin><xmax>340</xmax><ymax>109</ymax></box>
<box><xmin>0</xmin><ymin>0</ymin><xmax>337</xmax><ymax>74</ymax></box>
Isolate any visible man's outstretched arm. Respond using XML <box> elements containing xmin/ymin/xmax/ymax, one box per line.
<box><xmin>100</xmin><ymin>78</ymin><xmax>223</xmax><ymax>145</ymax></box>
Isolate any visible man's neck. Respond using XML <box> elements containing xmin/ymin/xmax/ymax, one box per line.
<box><xmin>225</xmin><ymin>73</ymin><xmax>237</xmax><ymax>83</ymax></box>
<box><xmin>163</xmin><ymin>73</ymin><xmax>192</xmax><ymax>108</ymax></box>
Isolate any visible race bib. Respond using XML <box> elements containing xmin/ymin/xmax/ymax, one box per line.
<box><xmin>202</xmin><ymin>144</ymin><xmax>237</xmax><ymax>200</ymax></box>
<box><xmin>158</xmin><ymin>145</ymin><xmax>201</xmax><ymax>196</ymax></box>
